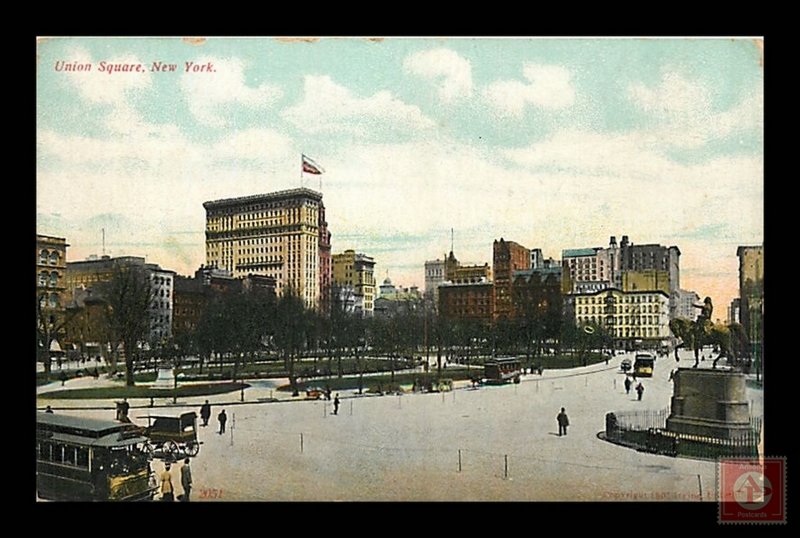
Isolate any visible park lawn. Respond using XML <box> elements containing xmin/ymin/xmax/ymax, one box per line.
<box><xmin>278</xmin><ymin>370</ymin><xmax>477</xmax><ymax>393</ymax></box>
<box><xmin>39</xmin><ymin>382</ymin><xmax>249</xmax><ymax>400</ymax></box>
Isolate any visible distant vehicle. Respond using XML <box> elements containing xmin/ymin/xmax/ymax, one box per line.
<box><xmin>484</xmin><ymin>357</ymin><xmax>522</xmax><ymax>385</ymax></box>
<box><xmin>633</xmin><ymin>353</ymin><xmax>655</xmax><ymax>377</ymax></box>
<box><xmin>305</xmin><ymin>387</ymin><xmax>325</xmax><ymax>400</ymax></box>
<box><xmin>140</xmin><ymin>412</ymin><xmax>200</xmax><ymax>458</ymax></box>
<box><xmin>620</xmin><ymin>358</ymin><xmax>632</xmax><ymax>372</ymax></box>
<box><xmin>37</xmin><ymin>412</ymin><xmax>156</xmax><ymax>501</ymax></box>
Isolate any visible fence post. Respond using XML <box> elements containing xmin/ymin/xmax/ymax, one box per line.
<box><xmin>350</xmin><ymin>400</ymin><xmax>353</xmax><ymax>416</ymax></box>
<box><xmin>504</xmin><ymin>454</ymin><xmax>508</xmax><ymax>479</ymax></box>
<box><xmin>697</xmin><ymin>474</ymin><xmax>703</xmax><ymax>501</ymax></box>
<box><xmin>458</xmin><ymin>449</ymin><xmax>462</xmax><ymax>473</ymax></box>
<box><xmin>300</xmin><ymin>433</ymin><xmax>304</xmax><ymax>453</ymax></box>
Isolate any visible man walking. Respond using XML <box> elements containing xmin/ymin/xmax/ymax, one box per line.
<box><xmin>218</xmin><ymin>409</ymin><xmax>227</xmax><ymax>434</ymax></box>
<box><xmin>557</xmin><ymin>407</ymin><xmax>569</xmax><ymax>437</ymax></box>
<box><xmin>624</xmin><ymin>376</ymin><xmax>632</xmax><ymax>395</ymax></box>
<box><xmin>636</xmin><ymin>382</ymin><xmax>645</xmax><ymax>401</ymax></box>
<box><xmin>333</xmin><ymin>394</ymin><xmax>340</xmax><ymax>415</ymax></box>
<box><xmin>180</xmin><ymin>458</ymin><xmax>192</xmax><ymax>502</ymax></box>
<box><xmin>200</xmin><ymin>400</ymin><xmax>211</xmax><ymax>427</ymax></box>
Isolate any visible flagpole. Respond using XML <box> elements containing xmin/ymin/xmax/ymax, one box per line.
<box><xmin>300</xmin><ymin>154</ymin><xmax>303</xmax><ymax>188</ymax></box>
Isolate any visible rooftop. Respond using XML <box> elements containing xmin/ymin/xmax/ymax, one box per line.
<box><xmin>562</xmin><ymin>248</ymin><xmax>600</xmax><ymax>258</ymax></box>
<box><xmin>204</xmin><ymin>187</ymin><xmax>322</xmax><ymax>209</ymax></box>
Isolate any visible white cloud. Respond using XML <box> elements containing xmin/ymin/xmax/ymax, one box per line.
<box><xmin>403</xmin><ymin>48</ymin><xmax>473</xmax><ymax>103</ymax></box>
<box><xmin>281</xmin><ymin>75</ymin><xmax>435</xmax><ymax>135</ymax></box>
<box><xmin>211</xmin><ymin>128</ymin><xmax>293</xmax><ymax>162</ymax></box>
<box><xmin>180</xmin><ymin>56</ymin><xmax>283</xmax><ymax>127</ymax></box>
<box><xmin>484</xmin><ymin>63</ymin><xmax>576</xmax><ymax>116</ymax></box>
<box><xmin>62</xmin><ymin>47</ymin><xmax>152</xmax><ymax>105</ymax></box>
<box><xmin>627</xmin><ymin>70</ymin><xmax>763</xmax><ymax>148</ymax></box>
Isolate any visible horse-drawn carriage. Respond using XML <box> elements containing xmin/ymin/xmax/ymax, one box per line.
<box><xmin>138</xmin><ymin>412</ymin><xmax>201</xmax><ymax>459</ymax></box>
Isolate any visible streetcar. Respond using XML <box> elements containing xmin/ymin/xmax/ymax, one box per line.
<box><xmin>36</xmin><ymin>412</ymin><xmax>157</xmax><ymax>501</ymax></box>
<box><xmin>633</xmin><ymin>353</ymin><xmax>655</xmax><ymax>377</ymax></box>
<box><xmin>484</xmin><ymin>357</ymin><xmax>522</xmax><ymax>385</ymax></box>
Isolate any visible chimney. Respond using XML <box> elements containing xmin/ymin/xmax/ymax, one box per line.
<box><xmin>610</xmin><ymin>236</ymin><xmax>617</xmax><ymax>247</ymax></box>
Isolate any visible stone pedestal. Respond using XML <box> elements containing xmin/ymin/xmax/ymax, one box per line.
<box><xmin>666</xmin><ymin>368</ymin><xmax>751</xmax><ymax>439</ymax></box>
<box><xmin>152</xmin><ymin>367</ymin><xmax>176</xmax><ymax>390</ymax></box>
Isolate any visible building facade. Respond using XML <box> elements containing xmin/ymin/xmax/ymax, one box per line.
<box><xmin>439</xmin><ymin>282</ymin><xmax>495</xmax><ymax>323</ymax></box>
<box><xmin>728</xmin><ymin>298</ymin><xmax>741</xmax><ymax>325</ymax></box>
<box><xmin>66</xmin><ymin>255</ymin><xmax>175</xmax><ymax>343</ymax></box>
<box><xmin>561</xmin><ymin>247</ymin><xmax>613</xmax><ymax>295</ymax></box>
<box><xmin>424</xmin><ymin>258</ymin><xmax>446</xmax><ymax>305</ymax></box>
<box><xmin>562</xmin><ymin>236</ymin><xmax>680</xmax><ymax>318</ymax></box>
<box><xmin>493</xmin><ymin>238</ymin><xmax>530</xmax><ymax>319</ymax></box>
<box><xmin>318</xmin><ymin>203</ymin><xmax>332</xmax><ymax>313</ymax></box>
<box><xmin>675</xmin><ymin>289</ymin><xmax>701</xmax><ymax>321</ymax></box>
<box><xmin>37</xmin><ymin>235</ymin><xmax>69</xmax><ymax>314</ymax></box>
<box><xmin>204</xmin><ymin>188</ymin><xmax>325</xmax><ymax>308</ymax></box>
<box><xmin>332</xmin><ymin>250</ymin><xmax>376</xmax><ymax>317</ymax></box>
<box><xmin>737</xmin><ymin>245</ymin><xmax>763</xmax><ymax>351</ymax></box>
<box><xmin>511</xmin><ymin>266</ymin><xmax>563</xmax><ymax>328</ymax></box>
<box><xmin>568</xmin><ymin>288</ymin><xmax>670</xmax><ymax>348</ymax></box>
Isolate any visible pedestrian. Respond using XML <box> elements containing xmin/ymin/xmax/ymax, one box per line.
<box><xmin>624</xmin><ymin>376</ymin><xmax>632</xmax><ymax>395</ymax></box>
<box><xmin>557</xmin><ymin>407</ymin><xmax>569</xmax><ymax>436</ymax></box>
<box><xmin>180</xmin><ymin>458</ymin><xmax>192</xmax><ymax>502</ymax></box>
<box><xmin>200</xmin><ymin>400</ymin><xmax>211</xmax><ymax>427</ymax></box>
<box><xmin>59</xmin><ymin>370</ymin><xmax>67</xmax><ymax>387</ymax></box>
<box><xmin>45</xmin><ymin>405</ymin><xmax>53</xmax><ymax>414</ymax></box>
<box><xmin>218</xmin><ymin>409</ymin><xmax>227</xmax><ymax>435</ymax></box>
<box><xmin>333</xmin><ymin>394</ymin><xmax>340</xmax><ymax>415</ymax></box>
<box><xmin>325</xmin><ymin>386</ymin><xmax>331</xmax><ymax>401</ymax></box>
<box><xmin>120</xmin><ymin>398</ymin><xmax>130</xmax><ymax>422</ymax></box>
<box><xmin>160</xmin><ymin>461</ymin><xmax>174</xmax><ymax>501</ymax></box>
<box><xmin>605</xmin><ymin>355</ymin><xmax>609</xmax><ymax>365</ymax></box>
<box><xmin>636</xmin><ymin>382</ymin><xmax>644</xmax><ymax>401</ymax></box>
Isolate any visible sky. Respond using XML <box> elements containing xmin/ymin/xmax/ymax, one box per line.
<box><xmin>36</xmin><ymin>37</ymin><xmax>763</xmax><ymax>316</ymax></box>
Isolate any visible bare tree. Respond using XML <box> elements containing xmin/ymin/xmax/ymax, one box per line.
<box><xmin>105</xmin><ymin>265</ymin><xmax>154</xmax><ymax>386</ymax></box>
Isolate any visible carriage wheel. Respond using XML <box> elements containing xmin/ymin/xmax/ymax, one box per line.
<box><xmin>165</xmin><ymin>440</ymin><xmax>179</xmax><ymax>456</ymax></box>
<box><xmin>186</xmin><ymin>441</ymin><xmax>200</xmax><ymax>457</ymax></box>
<box><xmin>143</xmin><ymin>442</ymin><xmax>155</xmax><ymax>458</ymax></box>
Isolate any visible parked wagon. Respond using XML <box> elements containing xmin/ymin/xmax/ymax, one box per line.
<box><xmin>139</xmin><ymin>412</ymin><xmax>201</xmax><ymax>459</ymax></box>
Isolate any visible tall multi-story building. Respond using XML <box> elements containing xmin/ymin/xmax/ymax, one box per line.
<box><xmin>37</xmin><ymin>234</ymin><xmax>69</xmax><ymax>314</ymax></box>
<box><xmin>619</xmin><ymin>235</ymin><xmax>680</xmax><ymax>318</ymax></box>
<box><xmin>332</xmin><ymin>250</ymin><xmax>376</xmax><ymax>317</ymax></box>
<box><xmin>512</xmin><ymin>266</ymin><xmax>563</xmax><ymax>332</ymax></box>
<box><xmin>66</xmin><ymin>255</ymin><xmax>175</xmax><ymax>343</ymax></box>
<box><xmin>424</xmin><ymin>258</ymin><xmax>446</xmax><ymax>305</ymax></box>
<box><xmin>561</xmin><ymin>247</ymin><xmax>612</xmax><ymax>294</ymax></box>
<box><xmin>204</xmin><ymin>188</ymin><xmax>325</xmax><ymax>308</ymax></box>
<box><xmin>439</xmin><ymin>282</ymin><xmax>495</xmax><ymax>323</ymax></box>
<box><xmin>493</xmin><ymin>238</ymin><xmax>530</xmax><ymax>319</ymax></box>
<box><xmin>318</xmin><ymin>202</ymin><xmax>332</xmax><ymax>313</ymax></box>
<box><xmin>737</xmin><ymin>245</ymin><xmax>763</xmax><ymax>352</ymax></box>
<box><xmin>567</xmin><ymin>288</ymin><xmax>670</xmax><ymax>349</ymax></box>
<box><xmin>563</xmin><ymin>236</ymin><xmax>680</xmax><ymax>318</ymax></box>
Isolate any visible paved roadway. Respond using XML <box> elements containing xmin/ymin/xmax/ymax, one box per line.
<box><xmin>37</xmin><ymin>350</ymin><xmax>763</xmax><ymax>501</ymax></box>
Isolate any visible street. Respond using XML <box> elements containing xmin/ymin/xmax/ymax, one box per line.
<box><xmin>43</xmin><ymin>350</ymin><xmax>763</xmax><ymax>501</ymax></box>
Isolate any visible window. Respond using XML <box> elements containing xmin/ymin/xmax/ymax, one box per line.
<box><xmin>39</xmin><ymin>271</ymin><xmax>48</xmax><ymax>287</ymax></box>
<box><xmin>49</xmin><ymin>272</ymin><xmax>58</xmax><ymax>287</ymax></box>
<box><xmin>49</xmin><ymin>293</ymin><xmax>59</xmax><ymax>308</ymax></box>
<box><xmin>39</xmin><ymin>249</ymin><xmax>48</xmax><ymax>264</ymax></box>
